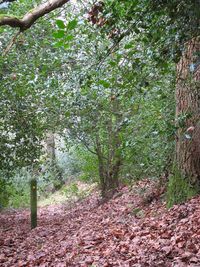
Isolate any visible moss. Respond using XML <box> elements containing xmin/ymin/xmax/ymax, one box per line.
<box><xmin>166</xmin><ymin>166</ymin><xmax>198</xmax><ymax>208</ymax></box>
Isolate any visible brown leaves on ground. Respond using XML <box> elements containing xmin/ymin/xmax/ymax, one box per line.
<box><xmin>1</xmin><ymin>179</ymin><xmax>200</xmax><ymax>267</ymax></box>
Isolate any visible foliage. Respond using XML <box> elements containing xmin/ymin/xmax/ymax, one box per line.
<box><xmin>75</xmin><ymin>147</ymin><xmax>99</xmax><ymax>183</ymax></box>
<box><xmin>0</xmin><ymin>163</ymin><xmax>61</xmax><ymax>208</ymax></box>
<box><xmin>61</xmin><ymin>181</ymin><xmax>94</xmax><ymax>201</ymax></box>
<box><xmin>103</xmin><ymin>0</ymin><xmax>200</xmax><ymax>62</ymax></box>
<box><xmin>50</xmin><ymin>4</ymin><xmax>176</xmax><ymax>193</ymax></box>
<box><xmin>0</xmin><ymin>0</ymin><xmax>198</xmax><ymax>202</ymax></box>
<box><xmin>0</xmin><ymin>175</ymin><xmax>9</xmax><ymax>207</ymax></box>
<box><xmin>121</xmin><ymin>74</ymin><xmax>175</xmax><ymax>179</ymax></box>
<box><xmin>0</xmin><ymin>8</ymin><xmax>72</xmax><ymax>191</ymax></box>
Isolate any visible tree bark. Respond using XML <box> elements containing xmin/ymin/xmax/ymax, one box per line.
<box><xmin>46</xmin><ymin>132</ymin><xmax>56</xmax><ymax>163</ymax></box>
<box><xmin>97</xmin><ymin>152</ymin><xmax>121</xmax><ymax>199</ymax></box>
<box><xmin>176</xmin><ymin>37</ymin><xmax>200</xmax><ymax>184</ymax></box>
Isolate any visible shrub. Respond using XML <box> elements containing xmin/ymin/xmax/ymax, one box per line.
<box><xmin>0</xmin><ymin>177</ymin><xmax>10</xmax><ymax>208</ymax></box>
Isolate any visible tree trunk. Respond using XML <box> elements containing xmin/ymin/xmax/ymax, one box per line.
<box><xmin>46</xmin><ymin>132</ymin><xmax>56</xmax><ymax>163</ymax></box>
<box><xmin>176</xmin><ymin>37</ymin><xmax>200</xmax><ymax>184</ymax></box>
<box><xmin>98</xmin><ymin>160</ymin><xmax>121</xmax><ymax>199</ymax></box>
<box><xmin>46</xmin><ymin>132</ymin><xmax>64</xmax><ymax>191</ymax></box>
<box><xmin>96</xmin><ymin>135</ymin><xmax>121</xmax><ymax>199</ymax></box>
<box><xmin>95</xmin><ymin>93</ymin><xmax>123</xmax><ymax>199</ymax></box>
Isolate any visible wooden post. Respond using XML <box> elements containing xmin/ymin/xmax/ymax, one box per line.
<box><xmin>30</xmin><ymin>178</ymin><xmax>37</xmax><ymax>229</ymax></box>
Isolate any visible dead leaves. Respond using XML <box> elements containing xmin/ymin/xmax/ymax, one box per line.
<box><xmin>1</xmin><ymin>182</ymin><xmax>200</xmax><ymax>266</ymax></box>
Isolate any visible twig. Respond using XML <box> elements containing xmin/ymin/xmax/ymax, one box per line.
<box><xmin>97</xmin><ymin>27</ymin><xmax>133</xmax><ymax>70</ymax></box>
<box><xmin>2</xmin><ymin>30</ymin><xmax>21</xmax><ymax>56</ymax></box>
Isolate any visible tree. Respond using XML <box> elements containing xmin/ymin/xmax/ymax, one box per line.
<box><xmin>56</xmin><ymin>21</ymin><xmax>175</xmax><ymax>196</ymax></box>
<box><xmin>0</xmin><ymin>0</ymin><xmax>175</xmax><ymax>198</ymax></box>
<box><xmin>147</xmin><ymin>1</ymin><xmax>200</xmax><ymax>186</ymax></box>
<box><xmin>1</xmin><ymin>0</ymin><xmax>199</xmax><ymax>203</ymax></box>
<box><xmin>176</xmin><ymin>37</ymin><xmax>200</xmax><ymax>184</ymax></box>
<box><xmin>101</xmin><ymin>0</ymin><xmax>200</xmax><ymax>191</ymax></box>
<box><xmin>0</xmin><ymin>1</ymin><xmax>72</xmax><ymax>218</ymax></box>
<box><xmin>63</xmin><ymin>75</ymin><xmax>127</xmax><ymax>198</ymax></box>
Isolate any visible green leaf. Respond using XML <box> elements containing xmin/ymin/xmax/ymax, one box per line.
<box><xmin>124</xmin><ymin>43</ymin><xmax>133</xmax><ymax>49</ymax></box>
<box><xmin>67</xmin><ymin>19</ymin><xmax>78</xmax><ymax>30</ymax></box>
<box><xmin>98</xmin><ymin>80</ymin><xmax>110</xmax><ymax>88</ymax></box>
<box><xmin>64</xmin><ymin>43</ymin><xmax>70</xmax><ymax>49</ymax></box>
<box><xmin>53</xmin><ymin>30</ymin><xmax>65</xmax><ymax>38</ymax></box>
<box><xmin>65</xmin><ymin>35</ymin><xmax>74</xmax><ymax>41</ymax></box>
<box><xmin>54</xmin><ymin>41</ymin><xmax>64</xmax><ymax>47</ymax></box>
<box><xmin>65</xmin><ymin>111</ymin><xmax>70</xmax><ymax>117</ymax></box>
<box><xmin>109</xmin><ymin>61</ymin><xmax>117</xmax><ymax>66</ymax></box>
<box><xmin>56</xmin><ymin>19</ymin><xmax>65</xmax><ymax>29</ymax></box>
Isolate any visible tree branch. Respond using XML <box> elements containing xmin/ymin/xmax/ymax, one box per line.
<box><xmin>2</xmin><ymin>30</ymin><xmax>20</xmax><ymax>56</ymax></box>
<box><xmin>0</xmin><ymin>0</ymin><xmax>70</xmax><ymax>31</ymax></box>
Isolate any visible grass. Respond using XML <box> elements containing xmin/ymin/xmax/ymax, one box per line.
<box><xmin>38</xmin><ymin>190</ymin><xmax>67</xmax><ymax>207</ymax></box>
<box><xmin>38</xmin><ymin>181</ymin><xmax>97</xmax><ymax>207</ymax></box>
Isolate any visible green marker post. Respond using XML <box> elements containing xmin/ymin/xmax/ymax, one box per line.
<box><xmin>30</xmin><ymin>178</ymin><xmax>37</xmax><ymax>229</ymax></box>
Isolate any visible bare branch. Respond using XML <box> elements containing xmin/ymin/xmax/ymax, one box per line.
<box><xmin>0</xmin><ymin>0</ymin><xmax>70</xmax><ymax>31</ymax></box>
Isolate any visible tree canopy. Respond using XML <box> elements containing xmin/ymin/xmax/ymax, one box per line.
<box><xmin>0</xmin><ymin>0</ymin><xmax>199</xmax><ymax>200</ymax></box>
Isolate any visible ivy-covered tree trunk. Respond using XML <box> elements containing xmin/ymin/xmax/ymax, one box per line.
<box><xmin>176</xmin><ymin>37</ymin><xmax>200</xmax><ymax>184</ymax></box>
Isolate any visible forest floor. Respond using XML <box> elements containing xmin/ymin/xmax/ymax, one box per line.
<box><xmin>0</xmin><ymin>179</ymin><xmax>200</xmax><ymax>267</ymax></box>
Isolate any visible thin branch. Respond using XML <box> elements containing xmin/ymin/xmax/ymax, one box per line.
<box><xmin>96</xmin><ymin>27</ymin><xmax>133</xmax><ymax>70</ymax></box>
<box><xmin>0</xmin><ymin>0</ymin><xmax>70</xmax><ymax>31</ymax></box>
<box><xmin>76</xmin><ymin>134</ymin><xmax>98</xmax><ymax>156</ymax></box>
<box><xmin>2</xmin><ymin>30</ymin><xmax>21</xmax><ymax>56</ymax></box>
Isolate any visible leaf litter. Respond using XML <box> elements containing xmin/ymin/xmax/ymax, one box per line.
<box><xmin>1</xmin><ymin>179</ymin><xmax>200</xmax><ymax>267</ymax></box>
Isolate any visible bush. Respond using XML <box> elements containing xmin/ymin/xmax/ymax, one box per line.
<box><xmin>75</xmin><ymin>147</ymin><xmax>99</xmax><ymax>183</ymax></box>
<box><xmin>0</xmin><ymin>176</ymin><xmax>10</xmax><ymax>208</ymax></box>
<box><xmin>0</xmin><ymin>163</ymin><xmax>64</xmax><ymax>208</ymax></box>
